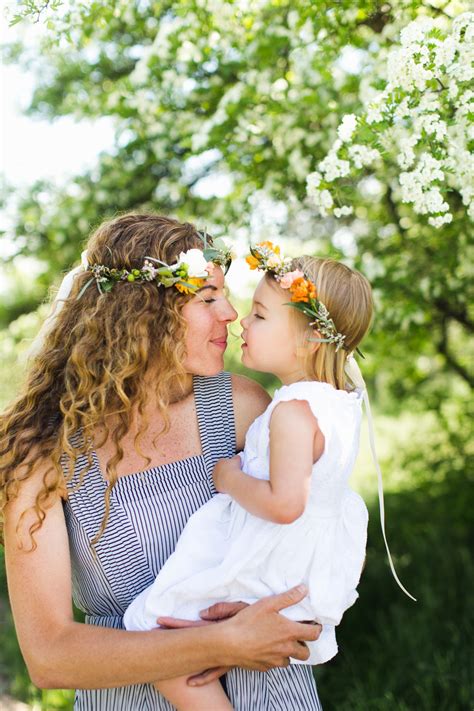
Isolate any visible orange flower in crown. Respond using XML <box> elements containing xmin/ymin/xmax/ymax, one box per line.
<box><xmin>246</xmin><ymin>255</ymin><xmax>260</xmax><ymax>270</ymax></box>
<box><xmin>289</xmin><ymin>277</ymin><xmax>317</xmax><ymax>303</ymax></box>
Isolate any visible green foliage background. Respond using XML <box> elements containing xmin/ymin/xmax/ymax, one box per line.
<box><xmin>1</xmin><ymin>0</ymin><xmax>473</xmax><ymax>708</ymax></box>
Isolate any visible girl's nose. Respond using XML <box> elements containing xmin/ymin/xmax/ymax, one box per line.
<box><xmin>240</xmin><ymin>314</ymin><xmax>248</xmax><ymax>329</ymax></box>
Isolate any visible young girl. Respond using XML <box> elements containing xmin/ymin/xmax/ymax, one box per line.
<box><xmin>124</xmin><ymin>243</ymin><xmax>413</xmax><ymax>711</ymax></box>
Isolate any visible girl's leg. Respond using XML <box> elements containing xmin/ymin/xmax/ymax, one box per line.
<box><xmin>154</xmin><ymin>675</ymin><xmax>233</xmax><ymax>711</ymax></box>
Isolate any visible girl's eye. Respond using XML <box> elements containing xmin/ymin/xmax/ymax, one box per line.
<box><xmin>255</xmin><ymin>314</ymin><xmax>264</xmax><ymax>320</ymax></box>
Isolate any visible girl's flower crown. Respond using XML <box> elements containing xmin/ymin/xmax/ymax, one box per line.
<box><xmin>78</xmin><ymin>232</ymin><xmax>233</xmax><ymax>299</ymax></box>
<box><xmin>246</xmin><ymin>241</ymin><xmax>354</xmax><ymax>354</ymax></box>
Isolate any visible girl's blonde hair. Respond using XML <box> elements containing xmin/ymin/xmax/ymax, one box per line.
<box><xmin>267</xmin><ymin>256</ymin><xmax>373</xmax><ymax>390</ymax></box>
<box><xmin>0</xmin><ymin>212</ymin><xmax>207</xmax><ymax>547</ymax></box>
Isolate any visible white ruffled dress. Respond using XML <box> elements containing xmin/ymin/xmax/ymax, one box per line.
<box><xmin>124</xmin><ymin>381</ymin><xmax>368</xmax><ymax>664</ymax></box>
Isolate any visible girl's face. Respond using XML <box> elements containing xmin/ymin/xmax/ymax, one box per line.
<box><xmin>240</xmin><ymin>277</ymin><xmax>305</xmax><ymax>384</ymax></box>
<box><xmin>182</xmin><ymin>266</ymin><xmax>238</xmax><ymax>376</ymax></box>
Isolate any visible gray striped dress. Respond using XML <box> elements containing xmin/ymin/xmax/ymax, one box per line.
<box><xmin>63</xmin><ymin>371</ymin><xmax>323</xmax><ymax>710</ymax></box>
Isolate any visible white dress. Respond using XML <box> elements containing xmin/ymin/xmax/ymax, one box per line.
<box><xmin>124</xmin><ymin>381</ymin><xmax>368</xmax><ymax>665</ymax></box>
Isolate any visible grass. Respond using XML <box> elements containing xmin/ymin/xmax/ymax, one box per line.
<box><xmin>315</xmin><ymin>475</ymin><xmax>474</xmax><ymax>710</ymax></box>
<box><xmin>1</xmin><ymin>332</ymin><xmax>472</xmax><ymax>709</ymax></box>
<box><xmin>2</xmin><ymin>475</ymin><xmax>472</xmax><ymax>710</ymax></box>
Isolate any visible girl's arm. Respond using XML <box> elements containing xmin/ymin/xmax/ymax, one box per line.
<box><xmin>5</xmin><ymin>458</ymin><xmax>318</xmax><ymax>689</ymax></box>
<box><xmin>213</xmin><ymin>399</ymin><xmax>322</xmax><ymax>524</ymax></box>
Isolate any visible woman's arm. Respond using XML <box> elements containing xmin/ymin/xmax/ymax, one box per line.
<box><xmin>5</xmin><ymin>460</ymin><xmax>319</xmax><ymax>690</ymax></box>
<box><xmin>214</xmin><ymin>400</ymin><xmax>321</xmax><ymax>524</ymax></box>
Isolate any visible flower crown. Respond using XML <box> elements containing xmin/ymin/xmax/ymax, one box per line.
<box><xmin>78</xmin><ymin>232</ymin><xmax>233</xmax><ymax>299</ymax></box>
<box><xmin>246</xmin><ymin>241</ymin><xmax>353</xmax><ymax>354</ymax></box>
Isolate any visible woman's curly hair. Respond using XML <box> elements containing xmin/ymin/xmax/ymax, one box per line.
<box><xmin>0</xmin><ymin>213</ymin><xmax>208</xmax><ymax>547</ymax></box>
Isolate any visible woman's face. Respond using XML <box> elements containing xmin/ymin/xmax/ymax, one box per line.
<box><xmin>181</xmin><ymin>266</ymin><xmax>238</xmax><ymax>376</ymax></box>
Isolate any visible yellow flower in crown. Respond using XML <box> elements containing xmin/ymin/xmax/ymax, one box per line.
<box><xmin>175</xmin><ymin>277</ymin><xmax>206</xmax><ymax>294</ymax></box>
<box><xmin>246</xmin><ymin>255</ymin><xmax>260</xmax><ymax>270</ymax></box>
<box><xmin>259</xmin><ymin>241</ymin><xmax>281</xmax><ymax>255</ymax></box>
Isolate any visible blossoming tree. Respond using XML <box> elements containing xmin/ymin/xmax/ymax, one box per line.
<box><xmin>1</xmin><ymin>4</ymin><xmax>473</xmax><ymax>707</ymax></box>
<box><xmin>3</xmin><ymin>0</ymin><xmax>473</xmax><ymax>401</ymax></box>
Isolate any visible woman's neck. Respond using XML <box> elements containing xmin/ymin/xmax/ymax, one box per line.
<box><xmin>142</xmin><ymin>368</ymin><xmax>194</xmax><ymax>404</ymax></box>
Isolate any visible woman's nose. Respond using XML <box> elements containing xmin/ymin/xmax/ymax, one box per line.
<box><xmin>220</xmin><ymin>298</ymin><xmax>238</xmax><ymax>323</ymax></box>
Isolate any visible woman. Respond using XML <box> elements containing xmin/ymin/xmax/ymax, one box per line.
<box><xmin>1</xmin><ymin>213</ymin><xmax>322</xmax><ymax>710</ymax></box>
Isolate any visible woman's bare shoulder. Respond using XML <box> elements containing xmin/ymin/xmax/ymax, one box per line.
<box><xmin>231</xmin><ymin>373</ymin><xmax>271</xmax><ymax>410</ymax></box>
<box><xmin>230</xmin><ymin>373</ymin><xmax>271</xmax><ymax>450</ymax></box>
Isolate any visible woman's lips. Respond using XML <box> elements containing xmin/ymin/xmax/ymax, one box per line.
<box><xmin>211</xmin><ymin>338</ymin><xmax>227</xmax><ymax>351</ymax></box>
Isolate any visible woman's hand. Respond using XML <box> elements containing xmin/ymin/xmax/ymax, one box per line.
<box><xmin>159</xmin><ymin>586</ymin><xmax>322</xmax><ymax>685</ymax></box>
<box><xmin>212</xmin><ymin>455</ymin><xmax>242</xmax><ymax>493</ymax></box>
<box><xmin>222</xmin><ymin>585</ymin><xmax>321</xmax><ymax>671</ymax></box>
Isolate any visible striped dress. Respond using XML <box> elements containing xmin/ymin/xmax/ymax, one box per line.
<box><xmin>63</xmin><ymin>371</ymin><xmax>323</xmax><ymax>710</ymax></box>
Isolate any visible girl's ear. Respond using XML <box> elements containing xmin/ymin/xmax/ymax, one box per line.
<box><xmin>296</xmin><ymin>328</ymin><xmax>322</xmax><ymax>358</ymax></box>
<box><xmin>307</xmin><ymin>328</ymin><xmax>323</xmax><ymax>354</ymax></box>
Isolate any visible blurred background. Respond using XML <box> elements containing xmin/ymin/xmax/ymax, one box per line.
<box><xmin>1</xmin><ymin>1</ymin><xmax>473</xmax><ymax>709</ymax></box>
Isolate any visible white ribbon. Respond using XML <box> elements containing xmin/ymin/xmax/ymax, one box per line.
<box><xmin>345</xmin><ymin>355</ymin><xmax>417</xmax><ymax>602</ymax></box>
<box><xmin>26</xmin><ymin>250</ymin><xmax>89</xmax><ymax>360</ymax></box>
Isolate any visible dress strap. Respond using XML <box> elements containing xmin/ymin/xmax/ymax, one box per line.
<box><xmin>63</xmin><ymin>430</ymin><xmax>155</xmax><ymax>610</ymax></box>
<box><xmin>193</xmin><ymin>372</ymin><xmax>236</xmax><ymax>477</ymax></box>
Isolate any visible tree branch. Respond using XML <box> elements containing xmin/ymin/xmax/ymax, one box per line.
<box><xmin>437</xmin><ymin>320</ymin><xmax>474</xmax><ymax>388</ymax></box>
<box><xmin>434</xmin><ymin>298</ymin><xmax>474</xmax><ymax>334</ymax></box>
<box><xmin>33</xmin><ymin>1</ymin><xmax>51</xmax><ymax>23</ymax></box>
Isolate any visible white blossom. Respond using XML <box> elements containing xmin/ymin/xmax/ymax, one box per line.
<box><xmin>333</xmin><ymin>206</ymin><xmax>354</xmax><ymax>218</ymax></box>
<box><xmin>337</xmin><ymin>114</ymin><xmax>357</xmax><ymax>142</ymax></box>
<box><xmin>428</xmin><ymin>214</ymin><xmax>453</xmax><ymax>228</ymax></box>
<box><xmin>348</xmin><ymin>144</ymin><xmax>380</xmax><ymax>169</ymax></box>
<box><xmin>366</xmin><ymin>100</ymin><xmax>385</xmax><ymax>124</ymax></box>
<box><xmin>306</xmin><ymin>12</ymin><xmax>474</xmax><ymax>228</ymax></box>
<box><xmin>306</xmin><ymin>171</ymin><xmax>322</xmax><ymax>190</ymax></box>
<box><xmin>318</xmin><ymin>152</ymin><xmax>351</xmax><ymax>182</ymax></box>
<box><xmin>307</xmin><ymin>183</ymin><xmax>333</xmax><ymax>217</ymax></box>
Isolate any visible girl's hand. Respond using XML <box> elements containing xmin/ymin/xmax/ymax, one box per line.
<box><xmin>212</xmin><ymin>455</ymin><xmax>242</xmax><ymax>494</ymax></box>
<box><xmin>157</xmin><ymin>601</ymin><xmax>248</xmax><ymax>630</ymax></box>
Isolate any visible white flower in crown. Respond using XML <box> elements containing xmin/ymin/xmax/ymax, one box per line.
<box><xmin>266</xmin><ymin>254</ymin><xmax>282</xmax><ymax>269</ymax></box>
<box><xmin>177</xmin><ymin>248</ymin><xmax>210</xmax><ymax>277</ymax></box>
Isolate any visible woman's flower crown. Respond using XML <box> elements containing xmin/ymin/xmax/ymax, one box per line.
<box><xmin>246</xmin><ymin>241</ymin><xmax>351</xmax><ymax>353</ymax></box>
<box><xmin>78</xmin><ymin>232</ymin><xmax>233</xmax><ymax>298</ymax></box>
